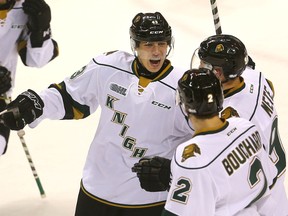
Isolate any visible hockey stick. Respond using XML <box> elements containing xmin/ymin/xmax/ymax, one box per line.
<box><xmin>209</xmin><ymin>0</ymin><xmax>256</xmax><ymax>68</ymax></box>
<box><xmin>0</xmin><ymin>108</ymin><xmax>46</xmax><ymax>198</ymax></box>
<box><xmin>17</xmin><ymin>129</ymin><xmax>46</xmax><ymax>198</ymax></box>
<box><xmin>190</xmin><ymin>0</ymin><xmax>223</xmax><ymax>70</ymax></box>
<box><xmin>209</xmin><ymin>0</ymin><xmax>222</xmax><ymax>34</ymax></box>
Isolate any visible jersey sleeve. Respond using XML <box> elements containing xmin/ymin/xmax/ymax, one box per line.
<box><xmin>164</xmin><ymin>155</ymin><xmax>217</xmax><ymax>215</ymax></box>
<box><xmin>29</xmin><ymin>58</ymin><xmax>101</xmax><ymax>127</ymax></box>
<box><xmin>18</xmin><ymin>27</ymin><xmax>59</xmax><ymax>68</ymax></box>
<box><xmin>28</xmin><ymin>87</ymin><xmax>65</xmax><ymax>128</ymax></box>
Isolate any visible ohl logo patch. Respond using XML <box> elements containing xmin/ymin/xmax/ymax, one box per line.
<box><xmin>110</xmin><ymin>83</ymin><xmax>127</xmax><ymax>96</ymax></box>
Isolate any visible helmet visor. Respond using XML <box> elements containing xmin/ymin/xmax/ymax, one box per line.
<box><xmin>190</xmin><ymin>48</ymin><xmax>213</xmax><ymax>71</ymax></box>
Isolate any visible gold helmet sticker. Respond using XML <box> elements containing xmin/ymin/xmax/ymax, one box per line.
<box><xmin>134</xmin><ymin>15</ymin><xmax>141</xmax><ymax>24</ymax></box>
<box><xmin>181</xmin><ymin>73</ymin><xmax>189</xmax><ymax>82</ymax></box>
<box><xmin>215</xmin><ymin>44</ymin><xmax>224</xmax><ymax>53</ymax></box>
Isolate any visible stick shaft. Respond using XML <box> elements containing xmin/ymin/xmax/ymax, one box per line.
<box><xmin>17</xmin><ymin>130</ymin><xmax>46</xmax><ymax>198</ymax></box>
<box><xmin>1</xmin><ymin>94</ymin><xmax>46</xmax><ymax>197</ymax></box>
<box><xmin>210</xmin><ymin>0</ymin><xmax>222</xmax><ymax>34</ymax></box>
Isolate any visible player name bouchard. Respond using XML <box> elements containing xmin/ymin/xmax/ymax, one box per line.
<box><xmin>222</xmin><ymin>130</ymin><xmax>262</xmax><ymax>176</ymax></box>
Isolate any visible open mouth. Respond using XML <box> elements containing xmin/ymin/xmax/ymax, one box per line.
<box><xmin>150</xmin><ymin>59</ymin><xmax>161</xmax><ymax>66</ymax></box>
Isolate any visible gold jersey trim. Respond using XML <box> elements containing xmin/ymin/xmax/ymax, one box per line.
<box><xmin>80</xmin><ymin>181</ymin><xmax>166</xmax><ymax>209</ymax></box>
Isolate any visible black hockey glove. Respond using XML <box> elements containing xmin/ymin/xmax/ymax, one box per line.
<box><xmin>1</xmin><ymin>89</ymin><xmax>44</xmax><ymax>130</ymax></box>
<box><xmin>22</xmin><ymin>0</ymin><xmax>52</xmax><ymax>47</ymax></box>
<box><xmin>0</xmin><ymin>66</ymin><xmax>12</xmax><ymax>95</ymax></box>
<box><xmin>132</xmin><ymin>156</ymin><xmax>171</xmax><ymax>192</ymax></box>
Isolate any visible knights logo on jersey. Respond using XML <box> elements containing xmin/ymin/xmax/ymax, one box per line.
<box><xmin>221</xmin><ymin>106</ymin><xmax>240</xmax><ymax>120</ymax></box>
<box><xmin>70</xmin><ymin>65</ymin><xmax>86</xmax><ymax>79</ymax></box>
<box><xmin>181</xmin><ymin>143</ymin><xmax>201</xmax><ymax>162</ymax></box>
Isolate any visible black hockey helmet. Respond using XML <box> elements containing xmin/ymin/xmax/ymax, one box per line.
<box><xmin>177</xmin><ymin>68</ymin><xmax>223</xmax><ymax>116</ymax></box>
<box><xmin>129</xmin><ymin>12</ymin><xmax>172</xmax><ymax>43</ymax></box>
<box><xmin>197</xmin><ymin>34</ymin><xmax>249</xmax><ymax>80</ymax></box>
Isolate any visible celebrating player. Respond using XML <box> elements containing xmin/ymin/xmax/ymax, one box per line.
<box><xmin>0</xmin><ymin>12</ymin><xmax>192</xmax><ymax>215</ymax></box>
<box><xmin>0</xmin><ymin>0</ymin><xmax>59</xmax><ymax>155</ymax></box>
<box><xmin>133</xmin><ymin>34</ymin><xmax>288</xmax><ymax>214</ymax></box>
<box><xmin>191</xmin><ymin>34</ymin><xmax>288</xmax><ymax>215</ymax></box>
<box><xmin>162</xmin><ymin>68</ymin><xmax>282</xmax><ymax>216</ymax></box>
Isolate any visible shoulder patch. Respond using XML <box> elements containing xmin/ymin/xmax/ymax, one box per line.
<box><xmin>221</xmin><ymin>106</ymin><xmax>240</xmax><ymax>119</ymax></box>
<box><xmin>70</xmin><ymin>66</ymin><xmax>87</xmax><ymax>79</ymax></box>
<box><xmin>104</xmin><ymin>50</ymin><xmax>118</xmax><ymax>56</ymax></box>
<box><xmin>181</xmin><ymin>143</ymin><xmax>201</xmax><ymax>162</ymax></box>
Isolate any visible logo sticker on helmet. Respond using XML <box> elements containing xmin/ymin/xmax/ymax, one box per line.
<box><xmin>215</xmin><ymin>44</ymin><xmax>224</xmax><ymax>53</ymax></box>
<box><xmin>134</xmin><ymin>15</ymin><xmax>141</xmax><ymax>23</ymax></box>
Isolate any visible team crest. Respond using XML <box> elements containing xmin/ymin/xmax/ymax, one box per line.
<box><xmin>70</xmin><ymin>66</ymin><xmax>86</xmax><ymax>79</ymax></box>
<box><xmin>221</xmin><ymin>106</ymin><xmax>240</xmax><ymax>119</ymax></box>
<box><xmin>181</xmin><ymin>73</ymin><xmax>189</xmax><ymax>82</ymax></box>
<box><xmin>134</xmin><ymin>15</ymin><xmax>141</xmax><ymax>24</ymax></box>
<box><xmin>215</xmin><ymin>44</ymin><xmax>224</xmax><ymax>53</ymax></box>
<box><xmin>181</xmin><ymin>143</ymin><xmax>201</xmax><ymax>162</ymax></box>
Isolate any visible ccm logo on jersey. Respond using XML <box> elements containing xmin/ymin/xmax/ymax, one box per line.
<box><xmin>151</xmin><ymin>101</ymin><xmax>171</xmax><ymax>109</ymax></box>
<box><xmin>11</xmin><ymin>24</ymin><xmax>25</xmax><ymax>29</ymax></box>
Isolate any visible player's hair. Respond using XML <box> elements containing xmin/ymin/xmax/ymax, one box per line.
<box><xmin>177</xmin><ymin>68</ymin><xmax>223</xmax><ymax>116</ymax></box>
<box><xmin>198</xmin><ymin>34</ymin><xmax>248</xmax><ymax>80</ymax></box>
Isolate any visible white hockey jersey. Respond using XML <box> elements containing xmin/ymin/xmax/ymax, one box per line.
<box><xmin>221</xmin><ymin>67</ymin><xmax>288</xmax><ymax>214</ymax></box>
<box><xmin>0</xmin><ymin>0</ymin><xmax>58</xmax><ymax>96</ymax></box>
<box><xmin>163</xmin><ymin>117</ymin><xmax>278</xmax><ymax>216</ymax></box>
<box><xmin>31</xmin><ymin>50</ymin><xmax>193</xmax><ymax>206</ymax></box>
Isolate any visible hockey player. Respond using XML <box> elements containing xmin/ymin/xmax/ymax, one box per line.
<box><xmin>133</xmin><ymin>35</ymin><xmax>288</xmax><ymax>204</ymax></box>
<box><xmin>162</xmin><ymin>68</ymin><xmax>281</xmax><ymax>216</ymax></box>
<box><xmin>0</xmin><ymin>0</ymin><xmax>59</xmax><ymax>155</ymax></box>
<box><xmin>0</xmin><ymin>12</ymin><xmax>192</xmax><ymax>216</ymax></box>
<box><xmin>191</xmin><ymin>34</ymin><xmax>288</xmax><ymax>215</ymax></box>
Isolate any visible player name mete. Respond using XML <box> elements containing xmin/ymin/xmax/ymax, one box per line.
<box><xmin>222</xmin><ymin>130</ymin><xmax>262</xmax><ymax>176</ymax></box>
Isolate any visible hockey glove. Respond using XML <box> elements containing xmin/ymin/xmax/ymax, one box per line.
<box><xmin>0</xmin><ymin>66</ymin><xmax>12</xmax><ymax>95</ymax></box>
<box><xmin>22</xmin><ymin>0</ymin><xmax>52</xmax><ymax>47</ymax></box>
<box><xmin>132</xmin><ymin>156</ymin><xmax>171</xmax><ymax>192</ymax></box>
<box><xmin>1</xmin><ymin>89</ymin><xmax>44</xmax><ymax>130</ymax></box>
